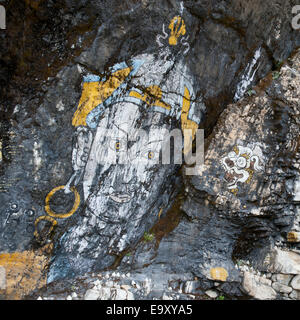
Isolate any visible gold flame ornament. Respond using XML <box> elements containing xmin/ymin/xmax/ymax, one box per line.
<box><xmin>168</xmin><ymin>16</ymin><xmax>186</xmax><ymax>46</ymax></box>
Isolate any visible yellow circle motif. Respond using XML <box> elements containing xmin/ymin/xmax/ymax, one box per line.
<box><xmin>115</xmin><ymin>142</ymin><xmax>120</xmax><ymax>150</ymax></box>
<box><xmin>34</xmin><ymin>215</ymin><xmax>58</xmax><ymax>240</ymax></box>
<box><xmin>45</xmin><ymin>185</ymin><xmax>80</xmax><ymax>219</ymax></box>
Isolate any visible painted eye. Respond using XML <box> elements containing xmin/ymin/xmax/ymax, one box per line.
<box><xmin>148</xmin><ymin>151</ymin><xmax>154</xmax><ymax>159</ymax></box>
<box><xmin>142</xmin><ymin>150</ymin><xmax>158</xmax><ymax>161</ymax></box>
<box><xmin>109</xmin><ymin>138</ymin><xmax>127</xmax><ymax>152</ymax></box>
<box><xmin>236</xmin><ymin>157</ymin><xmax>247</xmax><ymax>168</ymax></box>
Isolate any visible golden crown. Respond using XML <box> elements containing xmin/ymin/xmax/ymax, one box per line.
<box><xmin>168</xmin><ymin>16</ymin><xmax>186</xmax><ymax>46</ymax></box>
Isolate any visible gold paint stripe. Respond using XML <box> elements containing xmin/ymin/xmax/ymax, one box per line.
<box><xmin>72</xmin><ymin>67</ymin><xmax>132</xmax><ymax>127</ymax></box>
<box><xmin>181</xmin><ymin>86</ymin><xmax>198</xmax><ymax>155</ymax></box>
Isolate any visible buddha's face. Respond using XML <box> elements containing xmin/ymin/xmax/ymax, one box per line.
<box><xmin>82</xmin><ymin>100</ymin><xmax>169</xmax><ymax>216</ymax></box>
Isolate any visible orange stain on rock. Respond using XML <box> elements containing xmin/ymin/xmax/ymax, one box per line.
<box><xmin>0</xmin><ymin>244</ymin><xmax>52</xmax><ymax>299</ymax></box>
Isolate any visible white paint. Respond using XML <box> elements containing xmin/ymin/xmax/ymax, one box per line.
<box><xmin>294</xmin><ymin>178</ymin><xmax>300</xmax><ymax>201</ymax></box>
<box><xmin>13</xmin><ymin>105</ymin><xmax>20</xmax><ymax>114</ymax></box>
<box><xmin>48</xmin><ymin>118</ymin><xmax>56</xmax><ymax>126</ymax></box>
<box><xmin>274</xmin><ymin>19</ymin><xmax>281</xmax><ymax>40</ymax></box>
<box><xmin>33</xmin><ymin>141</ymin><xmax>42</xmax><ymax>181</ymax></box>
<box><xmin>180</xmin><ymin>2</ymin><xmax>184</xmax><ymax>15</ymax></box>
<box><xmin>234</xmin><ymin>47</ymin><xmax>262</xmax><ymax>102</ymax></box>
<box><xmin>56</xmin><ymin>100</ymin><xmax>65</xmax><ymax>111</ymax></box>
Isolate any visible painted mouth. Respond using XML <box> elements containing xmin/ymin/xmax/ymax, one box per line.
<box><xmin>109</xmin><ymin>192</ymin><xmax>133</xmax><ymax>203</ymax></box>
<box><xmin>224</xmin><ymin>169</ymin><xmax>244</xmax><ymax>184</ymax></box>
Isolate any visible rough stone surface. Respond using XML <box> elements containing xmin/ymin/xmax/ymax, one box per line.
<box><xmin>205</xmin><ymin>290</ymin><xmax>218</xmax><ymax>299</ymax></box>
<box><xmin>84</xmin><ymin>289</ymin><xmax>100</xmax><ymax>300</ymax></box>
<box><xmin>272</xmin><ymin>282</ymin><xmax>293</xmax><ymax>294</ymax></box>
<box><xmin>0</xmin><ymin>0</ymin><xmax>300</xmax><ymax>300</ymax></box>
<box><xmin>289</xmin><ymin>290</ymin><xmax>300</xmax><ymax>300</ymax></box>
<box><xmin>290</xmin><ymin>275</ymin><xmax>300</xmax><ymax>291</ymax></box>
<box><xmin>271</xmin><ymin>274</ymin><xmax>293</xmax><ymax>286</ymax></box>
<box><xmin>243</xmin><ymin>272</ymin><xmax>277</xmax><ymax>300</ymax></box>
<box><xmin>264</xmin><ymin>249</ymin><xmax>300</xmax><ymax>275</ymax></box>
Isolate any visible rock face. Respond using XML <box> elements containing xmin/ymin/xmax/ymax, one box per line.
<box><xmin>243</xmin><ymin>272</ymin><xmax>277</xmax><ymax>300</ymax></box>
<box><xmin>0</xmin><ymin>0</ymin><xmax>300</xmax><ymax>300</ymax></box>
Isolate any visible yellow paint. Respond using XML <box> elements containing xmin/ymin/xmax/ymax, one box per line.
<box><xmin>181</xmin><ymin>86</ymin><xmax>198</xmax><ymax>155</ymax></box>
<box><xmin>168</xmin><ymin>16</ymin><xmax>186</xmax><ymax>46</ymax></box>
<box><xmin>210</xmin><ymin>267</ymin><xmax>228</xmax><ymax>282</ymax></box>
<box><xmin>129</xmin><ymin>85</ymin><xmax>171</xmax><ymax>111</ymax></box>
<box><xmin>34</xmin><ymin>215</ymin><xmax>58</xmax><ymax>242</ymax></box>
<box><xmin>148</xmin><ymin>151</ymin><xmax>154</xmax><ymax>159</ymax></box>
<box><xmin>245</xmin><ymin>168</ymin><xmax>254</xmax><ymax>184</ymax></box>
<box><xmin>287</xmin><ymin>232</ymin><xmax>299</xmax><ymax>242</ymax></box>
<box><xmin>45</xmin><ymin>185</ymin><xmax>80</xmax><ymax>219</ymax></box>
<box><xmin>0</xmin><ymin>245</ymin><xmax>52</xmax><ymax>299</ymax></box>
<box><xmin>230</xmin><ymin>188</ymin><xmax>238</xmax><ymax>196</ymax></box>
<box><xmin>158</xmin><ymin>207</ymin><xmax>163</xmax><ymax>219</ymax></box>
<box><xmin>241</xmin><ymin>153</ymin><xmax>250</xmax><ymax>160</ymax></box>
<box><xmin>233</xmin><ymin>146</ymin><xmax>239</xmax><ymax>155</ymax></box>
<box><xmin>72</xmin><ymin>67</ymin><xmax>132</xmax><ymax>127</ymax></box>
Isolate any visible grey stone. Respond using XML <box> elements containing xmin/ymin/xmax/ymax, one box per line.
<box><xmin>0</xmin><ymin>267</ymin><xmax>6</xmax><ymax>290</ymax></box>
<box><xmin>98</xmin><ymin>287</ymin><xmax>112</xmax><ymax>300</ymax></box>
<box><xmin>272</xmin><ymin>282</ymin><xmax>293</xmax><ymax>294</ymax></box>
<box><xmin>271</xmin><ymin>274</ymin><xmax>293</xmax><ymax>286</ymax></box>
<box><xmin>290</xmin><ymin>275</ymin><xmax>300</xmax><ymax>290</ymax></box>
<box><xmin>266</xmin><ymin>249</ymin><xmax>300</xmax><ymax>275</ymax></box>
<box><xmin>205</xmin><ymin>290</ymin><xmax>218</xmax><ymax>299</ymax></box>
<box><xmin>84</xmin><ymin>289</ymin><xmax>100</xmax><ymax>300</ymax></box>
<box><xmin>243</xmin><ymin>272</ymin><xmax>277</xmax><ymax>300</ymax></box>
<box><xmin>289</xmin><ymin>290</ymin><xmax>300</xmax><ymax>300</ymax></box>
<box><xmin>111</xmin><ymin>288</ymin><xmax>128</xmax><ymax>300</ymax></box>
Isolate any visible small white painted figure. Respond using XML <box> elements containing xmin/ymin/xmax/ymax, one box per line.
<box><xmin>221</xmin><ymin>143</ymin><xmax>264</xmax><ymax>195</ymax></box>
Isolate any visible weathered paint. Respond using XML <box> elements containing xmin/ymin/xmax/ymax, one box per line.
<box><xmin>72</xmin><ymin>67</ymin><xmax>132</xmax><ymax>127</ymax></box>
<box><xmin>0</xmin><ymin>246</ymin><xmax>51</xmax><ymax>299</ymax></box>
<box><xmin>221</xmin><ymin>143</ymin><xmax>264</xmax><ymax>195</ymax></box>
<box><xmin>210</xmin><ymin>267</ymin><xmax>229</xmax><ymax>282</ymax></box>
<box><xmin>168</xmin><ymin>16</ymin><xmax>186</xmax><ymax>46</ymax></box>
<box><xmin>45</xmin><ymin>185</ymin><xmax>80</xmax><ymax>219</ymax></box>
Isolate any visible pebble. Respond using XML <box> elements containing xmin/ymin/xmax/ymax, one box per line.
<box><xmin>84</xmin><ymin>289</ymin><xmax>100</xmax><ymax>300</ymax></box>
<box><xmin>205</xmin><ymin>290</ymin><xmax>218</xmax><ymax>299</ymax></box>
<box><xmin>94</xmin><ymin>280</ymin><xmax>101</xmax><ymax>286</ymax></box>
<box><xmin>290</xmin><ymin>275</ymin><xmax>300</xmax><ymax>290</ymax></box>
<box><xmin>272</xmin><ymin>282</ymin><xmax>293</xmax><ymax>294</ymax></box>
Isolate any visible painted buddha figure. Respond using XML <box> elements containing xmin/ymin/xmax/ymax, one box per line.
<box><xmin>46</xmin><ymin>16</ymin><xmax>205</xmax><ymax>282</ymax></box>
